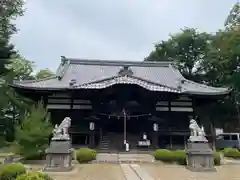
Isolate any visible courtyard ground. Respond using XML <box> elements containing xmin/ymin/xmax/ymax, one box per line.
<box><xmin>29</xmin><ymin>163</ymin><xmax>240</xmax><ymax>180</ymax></box>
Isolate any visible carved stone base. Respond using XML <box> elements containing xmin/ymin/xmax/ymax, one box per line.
<box><xmin>43</xmin><ymin>139</ymin><xmax>73</xmax><ymax>172</ymax></box>
<box><xmin>186</xmin><ymin>142</ymin><xmax>216</xmax><ymax>172</ymax></box>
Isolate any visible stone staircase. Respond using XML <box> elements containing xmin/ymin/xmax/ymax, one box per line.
<box><xmin>95</xmin><ymin>153</ymin><xmax>154</xmax><ymax>163</ymax></box>
<box><xmin>118</xmin><ymin>153</ymin><xmax>154</xmax><ymax>163</ymax></box>
<box><xmin>99</xmin><ymin>135</ymin><xmax>110</xmax><ymax>151</ymax></box>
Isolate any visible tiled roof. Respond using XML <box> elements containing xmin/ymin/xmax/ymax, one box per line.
<box><xmin>11</xmin><ymin>57</ymin><xmax>231</xmax><ymax>95</ymax></box>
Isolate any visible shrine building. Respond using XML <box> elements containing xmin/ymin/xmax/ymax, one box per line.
<box><xmin>10</xmin><ymin>57</ymin><xmax>230</xmax><ymax>151</ymax></box>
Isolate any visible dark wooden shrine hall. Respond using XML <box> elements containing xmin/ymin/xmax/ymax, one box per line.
<box><xmin>10</xmin><ymin>57</ymin><xmax>231</xmax><ymax>151</ymax></box>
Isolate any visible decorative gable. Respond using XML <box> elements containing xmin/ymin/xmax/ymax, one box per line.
<box><xmin>118</xmin><ymin>66</ymin><xmax>133</xmax><ymax>76</ymax></box>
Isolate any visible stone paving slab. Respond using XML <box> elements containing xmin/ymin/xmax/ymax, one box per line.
<box><xmin>120</xmin><ymin>164</ymin><xmax>140</xmax><ymax>180</ymax></box>
<box><xmin>130</xmin><ymin>164</ymin><xmax>154</xmax><ymax>180</ymax></box>
<box><xmin>26</xmin><ymin>163</ymin><xmax>240</xmax><ymax>180</ymax></box>
<box><xmin>142</xmin><ymin>164</ymin><xmax>240</xmax><ymax>180</ymax></box>
<box><xmin>50</xmin><ymin>164</ymin><xmax>126</xmax><ymax>180</ymax></box>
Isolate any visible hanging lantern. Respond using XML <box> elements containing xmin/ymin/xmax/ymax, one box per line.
<box><xmin>153</xmin><ymin>123</ymin><xmax>159</xmax><ymax>132</ymax></box>
<box><xmin>143</xmin><ymin>133</ymin><xmax>147</xmax><ymax>140</ymax></box>
<box><xmin>89</xmin><ymin>122</ymin><xmax>95</xmax><ymax>131</ymax></box>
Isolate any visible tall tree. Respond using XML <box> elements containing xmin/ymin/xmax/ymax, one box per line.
<box><xmin>203</xmin><ymin>30</ymin><xmax>240</xmax><ymax>87</ymax></box>
<box><xmin>145</xmin><ymin>28</ymin><xmax>212</xmax><ymax>81</ymax></box>
<box><xmin>225</xmin><ymin>2</ymin><xmax>240</xmax><ymax>31</ymax></box>
<box><xmin>0</xmin><ymin>0</ymin><xmax>24</xmax><ymax>75</ymax></box>
<box><xmin>0</xmin><ymin>0</ymin><xmax>25</xmax><ymax>143</ymax></box>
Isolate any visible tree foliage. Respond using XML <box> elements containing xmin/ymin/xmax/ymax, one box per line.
<box><xmin>5</xmin><ymin>56</ymin><xmax>34</xmax><ymax>80</ymax></box>
<box><xmin>12</xmin><ymin>102</ymin><xmax>52</xmax><ymax>158</ymax></box>
<box><xmin>145</xmin><ymin>28</ymin><xmax>212</xmax><ymax>81</ymax></box>
<box><xmin>0</xmin><ymin>0</ymin><xmax>24</xmax><ymax>75</ymax></box>
<box><xmin>145</xmin><ymin>26</ymin><xmax>240</xmax><ymax>129</ymax></box>
<box><xmin>225</xmin><ymin>2</ymin><xmax>240</xmax><ymax>31</ymax></box>
<box><xmin>35</xmin><ymin>68</ymin><xmax>54</xmax><ymax>80</ymax></box>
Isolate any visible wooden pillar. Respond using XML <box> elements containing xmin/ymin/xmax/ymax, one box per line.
<box><xmin>152</xmin><ymin>131</ymin><xmax>158</xmax><ymax>149</ymax></box>
<box><xmin>169</xmin><ymin>135</ymin><xmax>172</xmax><ymax>149</ymax></box>
<box><xmin>210</xmin><ymin>122</ymin><xmax>216</xmax><ymax>151</ymax></box>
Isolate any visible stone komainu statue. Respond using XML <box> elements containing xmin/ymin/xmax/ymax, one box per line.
<box><xmin>188</xmin><ymin>119</ymin><xmax>207</xmax><ymax>142</ymax></box>
<box><xmin>52</xmin><ymin>117</ymin><xmax>71</xmax><ymax>140</ymax></box>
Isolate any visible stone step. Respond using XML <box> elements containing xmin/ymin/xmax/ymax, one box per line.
<box><xmin>96</xmin><ymin>153</ymin><xmax>154</xmax><ymax>163</ymax></box>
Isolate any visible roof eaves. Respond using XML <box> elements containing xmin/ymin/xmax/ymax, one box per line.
<box><xmin>12</xmin><ymin>76</ymin><xmax>58</xmax><ymax>85</ymax></box>
<box><xmin>9</xmin><ymin>83</ymin><xmax>69</xmax><ymax>91</ymax></box>
<box><xmin>182</xmin><ymin>89</ymin><xmax>232</xmax><ymax>96</ymax></box>
<box><xmin>181</xmin><ymin>80</ymin><xmax>232</xmax><ymax>95</ymax></box>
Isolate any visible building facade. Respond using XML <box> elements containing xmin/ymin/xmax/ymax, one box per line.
<box><xmin>11</xmin><ymin>57</ymin><xmax>230</xmax><ymax>151</ymax></box>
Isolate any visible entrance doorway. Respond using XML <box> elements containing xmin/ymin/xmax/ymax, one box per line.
<box><xmin>103</xmin><ymin>118</ymin><xmax>123</xmax><ymax>133</ymax></box>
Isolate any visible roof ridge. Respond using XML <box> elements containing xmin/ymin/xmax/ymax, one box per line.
<box><xmin>12</xmin><ymin>76</ymin><xmax>57</xmax><ymax>84</ymax></box>
<box><xmin>65</xmin><ymin>57</ymin><xmax>173</xmax><ymax>67</ymax></box>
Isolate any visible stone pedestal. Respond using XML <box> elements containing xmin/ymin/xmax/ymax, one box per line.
<box><xmin>186</xmin><ymin>142</ymin><xmax>216</xmax><ymax>172</ymax></box>
<box><xmin>43</xmin><ymin>139</ymin><xmax>73</xmax><ymax>172</ymax></box>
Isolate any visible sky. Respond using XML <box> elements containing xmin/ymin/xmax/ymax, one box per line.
<box><xmin>11</xmin><ymin>0</ymin><xmax>237</xmax><ymax>72</ymax></box>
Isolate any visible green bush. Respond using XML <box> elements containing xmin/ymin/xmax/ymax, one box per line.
<box><xmin>172</xmin><ymin>150</ymin><xmax>187</xmax><ymax>165</ymax></box>
<box><xmin>24</xmin><ymin>151</ymin><xmax>45</xmax><ymax>160</ymax></box>
<box><xmin>152</xmin><ymin>149</ymin><xmax>173</xmax><ymax>163</ymax></box>
<box><xmin>153</xmin><ymin>149</ymin><xmax>221</xmax><ymax>166</ymax></box>
<box><xmin>222</xmin><ymin>148</ymin><xmax>240</xmax><ymax>159</ymax></box>
<box><xmin>16</xmin><ymin>172</ymin><xmax>53</xmax><ymax>180</ymax></box>
<box><xmin>152</xmin><ymin>149</ymin><xmax>186</xmax><ymax>165</ymax></box>
<box><xmin>213</xmin><ymin>152</ymin><xmax>221</xmax><ymax>166</ymax></box>
<box><xmin>75</xmin><ymin>148</ymin><xmax>96</xmax><ymax>163</ymax></box>
<box><xmin>0</xmin><ymin>163</ymin><xmax>26</xmax><ymax>180</ymax></box>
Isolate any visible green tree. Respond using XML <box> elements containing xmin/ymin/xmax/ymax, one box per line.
<box><xmin>203</xmin><ymin>30</ymin><xmax>240</xmax><ymax>87</ymax></box>
<box><xmin>0</xmin><ymin>0</ymin><xmax>24</xmax><ymax>75</ymax></box>
<box><xmin>225</xmin><ymin>2</ymin><xmax>240</xmax><ymax>31</ymax></box>
<box><xmin>12</xmin><ymin>102</ymin><xmax>52</xmax><ymax>159</ymax></box>
<box><xmin>1</xmin><ymin>56</ymin><xmax>34</xmax><ymax>142</ymax></box>
<box><xmin>0</xmin><ymin>0</ymin><xmax>25</xmax><ymax>142</ymax></box>
<box><xmin>5</xmin><ymin>56</ymin><xmax>34</xmax><ymax>80</ymax></box>
<box><xmin>145</xmin><ymin>26</ymin><xmax>240</xmax><ymax>130</ymax></box>
<box><xmin>145</xmin><ymin>27</ymin><xmax>212</xmax><ymax>81</ymax></box>
<box><xmin>35</xmin><ymin>68</ymin><xmax>54</xmax><ymax>80</ymax></box>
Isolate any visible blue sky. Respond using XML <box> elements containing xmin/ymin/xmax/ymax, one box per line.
<box><xmin>11</xmin><ymin>0</ymin><xmax>237</xmax><ymax>72</ymax></box>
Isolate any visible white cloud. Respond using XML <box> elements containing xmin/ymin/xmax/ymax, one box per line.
<box><xmin>11</xmin><ymin>0</ymin><xmax>236</xmax><ymax>72</ymax></box>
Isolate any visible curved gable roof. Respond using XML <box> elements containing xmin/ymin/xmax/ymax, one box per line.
<box><xmin>10</xmin><ymin>57</ymin><xmax>231</xmax><ymax>95</ymax></box>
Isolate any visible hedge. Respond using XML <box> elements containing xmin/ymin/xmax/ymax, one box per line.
<box><xmin>16</xmin><ymin>172</ymin><xmax>53</xmax><ymax>180</ymax></box>
<box><xmin>152</xmin><ymin>149</ymin><xmax>221</xmax><ymax>166</ymax></box>
<box><xmin>222</xmin><ymin>148</ymin><xmax>240</xmax><ymax>159</ymax></box>
<box><xmin>152</xmin><ymin>149</ymin><xmax>186</xmax><ymax>165</ymax></box>
<box><xmin>75</xmin><ymin>148</ymin><xmax>96</xmax><ymax>163</ymax></box>
<box><xmin>0</xmin><ymin>163</ymin><xmax>26</xmax><ymax>180</ymax></box>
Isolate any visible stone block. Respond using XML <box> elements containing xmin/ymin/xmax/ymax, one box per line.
<box><xmin>43</xmin><ymin>139</ymin><xmax>73</xmax><ymax>172</ymax></box>
<box><xmin>186</xmin><ymin>142</ymin><xmax>216</xmax><ymax>172</ymax></box>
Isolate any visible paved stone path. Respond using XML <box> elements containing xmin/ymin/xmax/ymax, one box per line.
<box><xmin>120</xmin><ymin>163</ymin><xmax>154</xmax><ymax>180</ymax></box>
<box><xmin>143</xmin><ymin>164</ymin><xmax>240</xmax><ymax>180</ymax></box>
<box><xmin>131</xmin><ymin>164</ymin><xmax>154</xmax><ymax>180</ymax></box>
<box><xmin>120</xmin><ymin>164</ymin><xmax>140</xmax><ymax>180</ymax></box>
<box><xmin>29</xmin><ymin>163</ymin><xmax>240</xmax><ymax>180</ymax></box>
